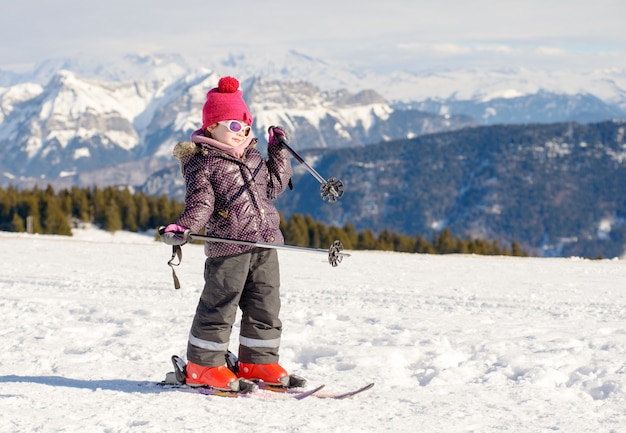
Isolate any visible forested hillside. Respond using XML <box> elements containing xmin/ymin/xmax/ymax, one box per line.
<box><xmin>275</xmin><ymin>120</ymin><xmax>626</xmax><ymax>258</ymax></box>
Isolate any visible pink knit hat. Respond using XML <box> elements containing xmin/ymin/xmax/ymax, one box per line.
<box><xmin>201</xmin><ymin>76</ymin><xmax>253</xmax><ymax>130</ymax></box>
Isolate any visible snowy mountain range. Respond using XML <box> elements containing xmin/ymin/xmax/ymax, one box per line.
<box><xmin>1</xmin><ymin>51</ymin><xmax>626</xmax><ymax>188</ymax></box>
<box><xmin>1</xmin><ymin>52</ymin><xmax>625</xmax><ymax>257</ymax></box>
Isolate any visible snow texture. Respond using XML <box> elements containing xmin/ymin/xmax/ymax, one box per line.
<box><xmin>0</xmin><ymin>228</ymin><xmax>625</xmax><ymax>432</ymax></box>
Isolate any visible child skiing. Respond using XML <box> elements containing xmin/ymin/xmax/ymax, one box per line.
<box><xmin>160</xmin><ymin>76</ymin><xmax>295</xmax><ymax>392</ymax></box>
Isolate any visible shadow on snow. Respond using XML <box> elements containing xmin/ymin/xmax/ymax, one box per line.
<box><xmin>0</xmin><ymin>375</ymin><xmax>165</xmax><ymax>394</ymax></box>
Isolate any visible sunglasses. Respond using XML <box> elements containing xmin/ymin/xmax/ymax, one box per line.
<box><xmin>218</xmin><ymin>120</ymin><xmax>251</xmax><ymax>136</ymax></box>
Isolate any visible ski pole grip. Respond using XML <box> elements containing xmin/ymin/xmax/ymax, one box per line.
<box><xmin>158</xmin><ymin>225</ymin><xmax>191</xmax><ymax>245</ymax></box>
<box><xmin>276</xmin><ymin>133</ymin><xmax>288</xmax><ymax>146</ymax></box>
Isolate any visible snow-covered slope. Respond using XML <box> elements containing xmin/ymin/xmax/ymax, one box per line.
<box><xmin>0</xmin><ymin>229</ymin><xmax>624</xmax><ymax>432</ymax></box>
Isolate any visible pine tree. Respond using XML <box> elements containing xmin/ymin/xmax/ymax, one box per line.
<box><xmin>0</xmin><ymin>187</ymin><xmax>18</xmax><ymax>231</ymax></box>
<box><xmin>343</xmin><ymin>222</ymin><xmax>358</xmax><ymax>250</ymax></box>
<box><xmin>393</xmin><ymin>233</ymin><xmax>416</xmax><ymax>252</ymax></box>
<box><xmin>42</xmin><ymin>195</ymin><xmax>72</xmax><ymax>236</ymax></box>
<box><xmin>119</xmin><ymin>187</ymin><xmax>138</xmax><ymax>231</ymax></box>
<box><xmin>70</xmin><ymin>186</ymin><xmax>91</xmax><ymax>222</ymax></box>
<box><xmin>489</xmin><ymin>240</ymin><xmax>503</xmax><ymax>255</ymax></box>
<box><xmin>104</xmin><ymin>200</ymin><xmax>123</xmax><ymax>232</ymax></box>
<box><xmin>414</xmin><ymin>235</ymin><xmax>435</xmax><ymax>254</ymax></box>
<box><xmin>455</xmin><ymin>236</ymin><xmax>469</xmax><ymax>254</ymax></box>
<box><xmin>150</xmin><ymin>195</ymin><xmax>173</xmax><ymax>228</ymax></box>
<box><xmin>317</xmin><ymin>221</ymin><xmax>333</xmax><ymax>249</ymax></box>
<box><xmin>511</xmin><ymin>241</ymin><xmax>525</xmax><ymax>257</ymax></box>
<box><xmin>357</xmin><ymin>229</ymin><xmax>377</xmax><ymax>250</ymax></box>
<box><xmin>285</xmin><ymin>214</ymin><xmax>309</xmax><ymax>246</ymax></box>
<box><xmin>0</xmin><ymin>187</ymin><xmax>13</xmax><ymax>222</ymax></box>
<box><xmin>91</xmin><ymin>187</ymin><xmax>107</xmax><ymax>227</ymax></box>
<box><xmin>434</xmin><ymin>228</ymin><xmax>456</xmax><ymax>254</ymax></box>
<box><xmin>328</xmin><ymin>226</ymin><xmax>351</xmax><ymax>250</ymax></box>
<box><xmin>11</xmin><ymin>213</ymin><xmax>25</xmax><ymax>232</ymax></box>
<box><xmin>305</xmin><ymin>214</ymin><xmax>322</xmax><ymax>248</ymax></box>
<box><xmin>21</xmin><ymin>194</ymin><xmax>43</xmax><ymax>234</ymax></box>
<box><xmin>169</xmin><ymin>197</ymin><xmax>184</xmax><ymax>222</ymax></box>
<box><xmin>58</xmin><ymin>188</ymin><xmax>73</xmax><ymax>216</ymax></box>
<box><xmin>134</xmin><ymin>192</ymin><xmax>151</xmax><ymax>230</ymax></box>
<box><xmin>376</xmin><ymin>229</ymin><xmax>394</xmax><ymax>251</ymax></box>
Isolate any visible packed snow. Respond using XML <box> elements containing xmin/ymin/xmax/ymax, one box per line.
<box><xmin>1</xmin><ymin>228</ymin><xmax>625</xmax><ymax>432</ymax></box>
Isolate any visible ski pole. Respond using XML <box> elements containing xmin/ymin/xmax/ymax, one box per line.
<box><xmin>158</xmin><ymin>228</ymin><xmax>350</xmax><ymax>289</ymax></box>
<box><xmin>276</xmin><ymin>135</ymin><xmax>344</xmax><ymax>202</ymax></box>
<box><xmin>187</xmin><ymin>233</ymin><xmax>349</xmax><ymax>267</ymax></box>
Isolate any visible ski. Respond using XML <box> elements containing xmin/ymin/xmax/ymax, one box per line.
<box><xmin>159</xmin><ymin>354</ymin><xmax>324</xmax><ymax>399</ymax></box>
<box><xmin>156</xmin><ymin>379</ymin><xmax>372</xmax><ymax>400</ymax></box>
<box><xmin>156</xmin><ymin>382</ymin><xmax>246</xmax><ymax>398</ymax></box>
<box><xmin>160</xmin><ymin>355</ymin><xmax>372</xmax><ymax>400</ymax></box>
<box><xmin>311</xmin><ymin>382</ymin><xmax>375</xmax><ymax>399</ymax></box>
<box><xmin>259</xmin><ymin>383</ymin><xmax>326</xmax><ymax>400</ymax></box>
<box><xmin>156</xmin><ymin>381</ymin><xmax>325</xmax><ymax>400</ymax></box>
<box><xmin>257</xmin><ymin>382</ymin><xmax>374</xmax><ymax>400</ymax></box>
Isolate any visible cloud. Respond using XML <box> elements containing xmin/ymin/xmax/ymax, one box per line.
<box><xmin>1</xmin><ymin>0</ymin><xmax>626</xmax><ymax>73</ymax></box>
<box><xmin>398</xmin><ymin>43</ymin><xmax>515</xmax><ymax>56</ymax></box>
<box><xmin>432</xmin><ymin>44</ymin><xmax>473</xmax><ymax>55</ymax></box>
<box><xmin>476</xmin><ymin>45</ymin><xmax>514</xmax><ymax>54</ymax></box>
<box><xmin>536</xmin><ymin>46</ymin><xmax>568</xmax><ymax>57</ymax></box>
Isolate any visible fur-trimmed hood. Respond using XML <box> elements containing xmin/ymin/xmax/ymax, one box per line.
<box><xmin>172</xmin><ymin>141</ymin><xmax>199</xmax><ymax>159</ymax></box>
<box><xmin>172</xmin><ymin>129</ymin><xmax>258</xmax><ymax>160</ymax></box>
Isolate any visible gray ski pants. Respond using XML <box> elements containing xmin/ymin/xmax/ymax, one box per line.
<box><xmin>187</xmin><ymin>248</ymin><xmax>282</xmax><ymax>367</ymax></box>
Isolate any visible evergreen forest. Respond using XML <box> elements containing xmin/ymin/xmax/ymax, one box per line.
<box><xmin>0</xmin><ymin>185</ymin><xmax>528</xmax><ymax>257</ymax></box>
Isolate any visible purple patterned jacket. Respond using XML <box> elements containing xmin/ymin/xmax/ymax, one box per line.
<box><xmin>173</xmin><ymin>131</ymin><xmax>292</xmax><ymax>258</ymax></box>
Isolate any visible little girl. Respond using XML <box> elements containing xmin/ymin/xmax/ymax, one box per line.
<box><xmin>161</xmin><ymin>76</ymin><xmax>294</xmax><ymax>391</ymax></box>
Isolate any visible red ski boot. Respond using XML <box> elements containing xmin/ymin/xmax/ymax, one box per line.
<box><xmin>237</xmin><ymin>362</ymin><xmax>289</xmax><ymax>386</ymax></box>
<box><xmin>185</xmin><ymin>361</ymin><xmax>239</xmax><ymax>390</ymax></box>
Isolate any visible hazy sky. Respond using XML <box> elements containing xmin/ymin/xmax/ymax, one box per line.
<box><xmin>2</xmin><ymin>0</ymin><xmax>625</xmax><ymax>73</ymax></box>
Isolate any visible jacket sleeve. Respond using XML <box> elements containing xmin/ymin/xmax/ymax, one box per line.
<box><xmin>174</xmin><ymin>154</ymin><xmax>215</xmax><ymax>233</ymax></box>
<box><xmin>266</xmin><ymin>143</ymin><xmax>293</xmax><ymax>200</ymax></box>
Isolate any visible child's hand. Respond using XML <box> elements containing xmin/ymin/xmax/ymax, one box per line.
<box><xmin>268</xmin><ymin>126</ymin><xmax>289</xmax><ymax>147</ymax></box>
<box><xmin>158</xmin><ymin>224</ymin><xmax>191</xmax><ymax>246</ymax></box>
